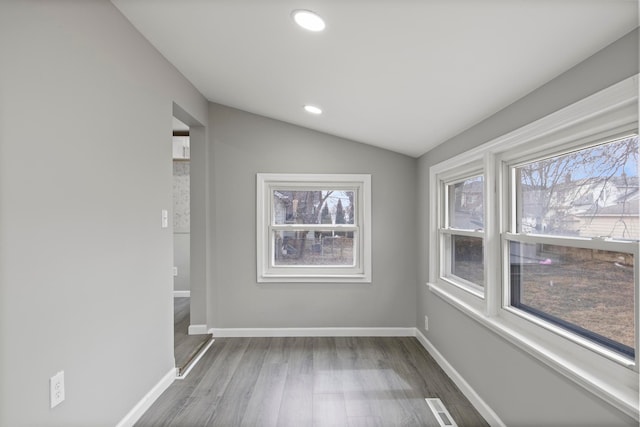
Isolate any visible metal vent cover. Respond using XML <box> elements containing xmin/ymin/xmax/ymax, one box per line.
<box><xmin>425</xmin><ymin>398</ymin><xmax>458</xmax><ymax>427</ymax></box>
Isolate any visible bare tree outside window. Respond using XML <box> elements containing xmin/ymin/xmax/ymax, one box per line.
<box><xmin>511</xmin><ymin>135</ymin><xmax>638</xmax><ymax>357</ymax></box>
<box><xmin>258</xmin><ymin>173</ymin><xmax>371</xmax><ymax>283</ymax></box>
<box><xmin>517</xmin><ymin>135</ymin><xmax>638</xmax><ymax>239</ymax></box>
<box><xmin>273</xmin><ymin>190</ymin><xmax>356</xmax><ymax>266</ymax></box>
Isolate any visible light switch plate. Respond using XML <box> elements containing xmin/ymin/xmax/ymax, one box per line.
<box><xmin>161</xmin><ymin>209</ymin><xmax>169</xmax><ymax>228</ymax></box>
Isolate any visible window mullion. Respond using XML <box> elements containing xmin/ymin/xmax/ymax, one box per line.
<box><xmin>272</xmin><ymin>225</ymin><xmax>359</xmax><ymax>232</ymax></box>
<box><xmin>504</xmin><ymin>232</ymin><xmax>637</xmax><ymax>253</ymax></box>
<box><xmin>430</xmin><ymin>76</ymin><xmax>639</xmax><ymax>416</ymax></box>
<box><xmin>440</xmin><ymin>228</ymin><xmax>484</xmax><ymax>238</ymax></box>
<box><xmin>485</xmin><ymin>152</ymin><xmax>500</xmax><ymax>315</ymax></box>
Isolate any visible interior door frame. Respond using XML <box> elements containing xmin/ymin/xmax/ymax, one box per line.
<box><xmin>172</xmin><ymin>102</ymin><xmax>209</xmax><ymax>336</ymax></box>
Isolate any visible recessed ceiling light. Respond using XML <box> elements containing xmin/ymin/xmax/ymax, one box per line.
<box><xmin>304</xmin><ymin>105</ymin><xmax>323</xmax><ymax>115</ymax></box>
<box><xmin>292</xmin><ymin>10</ymin><xmax>326</xmax><ymax>32</ymax></box>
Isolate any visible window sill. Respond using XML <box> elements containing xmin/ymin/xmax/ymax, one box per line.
<box><xmin>258</xmin><ymin>273</ymin><xmax>371</xmax><ymax>283</ymax></box>
<box><xmin>440</xmin><ymin>276</ymin><xmax>485</xmax><ymax>300</ymax></box>
<box><xmin>427</xmin><ymin>281</ymin><xmax>639</xmax><ymax>421</ymax></box>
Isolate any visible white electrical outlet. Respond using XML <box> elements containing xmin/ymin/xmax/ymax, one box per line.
<box><xmin>424</xmin><ymin>315</ymin><xmax>429</xmax><ymax>331</ymax></box>
<box><xmin>173</xmin><ymin>267</ymin><xmax>178</xmax><ymax>277</ymax></box>
<box><xmin>50</xmin><ymin>371</ymin><xmax>65</xmax><ymax>408</ymax></box>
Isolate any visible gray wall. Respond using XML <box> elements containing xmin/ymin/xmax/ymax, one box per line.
<box><xmin>1</xmin><ymin>1</ymin><xmax>635</xmax><ymax>426</ymax></box>
<box><xmin>173</xmin><ymin>233</ymin><xmax>191</xmax><ymax>292</ymax></box>
<box><xmin>417</xmin><ymin>28</ymin><xmax>639</xmax><ymax>426</ymax></box>
<box><xmin>207</xmin><ymin>104</ymin><xmax>418</xmax><ymax>329</ymax></box>
<box><xmin>0</xmin><ymin>2</ymin><xmax>208</xmax><ymax>426</ymax></box>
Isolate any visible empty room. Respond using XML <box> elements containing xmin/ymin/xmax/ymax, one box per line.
<box><xmin>0</xmin><ymin>1</ymin><xmax>638</xmax><ymax>426</ymax></box>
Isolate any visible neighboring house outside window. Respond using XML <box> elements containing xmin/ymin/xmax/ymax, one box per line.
<box><xmin>507</xmin><ymin>136</ymin><xmax>638</xmax><ymax>358</ymax></box>
<box><xmin>257</xmin><ymin>173</ymin><xmax>371</xmax><ymax>283</ymax></box>
<box><xmin>428</xmin><ymin>75</ymin><xmax>639</xmax><ymax>420</ymax></box>
<box><xmin>438</xmin><ymin>168</ymin><xmax>485</xmax><ymax>295</ymax></box>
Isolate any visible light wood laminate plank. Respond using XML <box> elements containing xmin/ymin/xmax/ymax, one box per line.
<box><xmin>135</xmin><ymin>337</ymin><xmax>490</xmax><ymax>427</ymax></box>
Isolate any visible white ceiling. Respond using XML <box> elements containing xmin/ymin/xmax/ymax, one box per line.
<box><xmin>113</xmin><ymin>0</ymin><xmax>638</xmax><ymax>157</ymax></box>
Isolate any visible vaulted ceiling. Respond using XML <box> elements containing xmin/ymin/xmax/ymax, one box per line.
<box><xmin>112</xmin><ymin>0</ymin><xmax>638</xmax><ymax>157</ymax></box>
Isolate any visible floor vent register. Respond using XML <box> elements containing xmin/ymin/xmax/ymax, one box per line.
<box><xmin>425</xmin><ymin>398</ymin><xmax>458</xmax><ymax>427</ymax></box>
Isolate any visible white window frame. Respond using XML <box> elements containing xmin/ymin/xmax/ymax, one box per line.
<box><xmin>501</xmin><ymin>134</ymin><xmax>639</xmax><ymax>359</ymax></box>
<box><xmin>257</xmin><ymin>173</ymin><xmax>371</xmax><ymax>283</ymax></box>
<box><xmin>428</xmin><ymin>75</ymin><xmax>639</xmax><ymax>420</ymax></box>
<box><xmin>436</xmin><ymin>163</ymin><xmax>485</xmax><ymax>299</ymax></box>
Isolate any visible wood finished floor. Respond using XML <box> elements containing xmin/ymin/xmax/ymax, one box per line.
<box><xmin>137</xmin><ymin>336</ymin><xmax>489</xmax><ymax>427</ymax></box>
<box><xmin>174</xmin><ymin>297</ymin><xmax>211</xmax><ymax>371</ymax></box>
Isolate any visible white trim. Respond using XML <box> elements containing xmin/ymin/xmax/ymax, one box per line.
<box><xmin>115</xmin><ymin>329</ymin><xmax>504</xmax><ymax>427</ymax></box>
<box><xmin>173</xmin><ymin>290</ymin><xmax>191</xmax><ymax>298</ymax></box>
<box><xmin>175</xmin><ymin>338</ymin><xmax>215</xmax><ymax>380</ymax></box>
<box><xmin>256</xmin><ymin>173</ymin><xmax>372</xmax><ymax>283</ymax></box>
<box><xmin>428</xmin><ymin>281</ymin><xmax>640</xmax><ymax>420</ymax></box>
<box><xmin>428</xmin><ymin>74</ymin><xmax>640</xmax><ymax>421</ymax></box>
<box><xmin>188</xmin><ymin>324</ymin><xmax>209</xmax><ymax>335</ymax></box>
<box><xmin>430</xmin><ymin>160</ymin><xmax>487</xmax><ymax>309</ymax></box>
<box><xmin>115</xmin><ymin>368</ymin><xmax>175</xmax><ymax>427</ymax></box>
<box><xmin>503</xmin><ymin>231</ymin><xmax>638</xmax><ymax>252</ymax></box>
<box><xmin>112</xmin><ymin>328</ymin><xmax>503</xmax><ymax>426</ymax></box>
<box><xmin>208</xmin><ymin>327</ymin><xmax>415</xmax><ymax>338</ymax></box>
<box><xmin>431</xmin><ymin>75</ymin><xmax>637</xmax><ymax>172</ymax></box>
<box><xmin>415</xmin><ymin>329</ymin><xmax>506</xmax><ymax>427</ymax></box>
<box><xmin>440</xmin><ymin>228</ymin><xmax>484</xmax><ymax>238</ymax></box>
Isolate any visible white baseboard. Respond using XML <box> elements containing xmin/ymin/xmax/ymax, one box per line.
<box><xmin>188</xmin><ymin>324</ymin><xmax>209</xmax><ymax>335</ymax></box>
<box><xmin>116</xmin><ymin>368</ymin><xmax>175</xmax><ymax>427</ymax></box>
<box><xmin>115</xmin><ymin>327</ymin><xmax>501</xmax><ymax>427</ymax></box>
<box><xmin>414</xmin><ymin>329</ymin><xmax>505</xmax><ymax>427</ymax></box>
<box><xmin>209</xmin><ymin>327</ymin><xmax>416</xmax><ymax>338</ymax></box>
<box><xmin>176</xmin><ymin>338</ymin><xmax>215</xmax><ymax>380</ymax></box>
<box><xmin>173</xmin><ymin>290</ymin><xmax>191</xmax><ymax>298</ymax></box>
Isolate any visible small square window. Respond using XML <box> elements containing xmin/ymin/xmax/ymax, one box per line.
<box><xmin>257</xmin><ymin>174</ymin><xmax>371</xmax><ymax>283</ymax></box>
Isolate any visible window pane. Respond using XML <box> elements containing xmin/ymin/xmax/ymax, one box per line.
<box><xmin>448</xmin><ymin>176</ymin><xmax>484</xmax><ymax>230</ymax></box>
<box><xmin>273</xmin><ymin>190</ymin><xmax>355</xmax><ymax>225</ymax></box>
<box><xmin>510</xmin><ymin>241</ymin><xmax>635</xmax><ymax>357</ymax></box>
<box><xmin>450</xmin><ymin>235</ymin><xmax>484</xmax><ymax>286</ymax></box>
<box><xmin>273</xmin><ymin>230</ymin><xmax>355</xmax><ymax>266</ymax></box>
<box><xmin>516</xmin><ymin>136</ymin><xmax>639</xmax><ymax>240</ymax></box>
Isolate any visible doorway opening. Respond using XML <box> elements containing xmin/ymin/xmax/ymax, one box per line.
<box><xmin>172</xmin><ymin>115</ymin><xmax>211</xmax><ymax>376</ymax></box>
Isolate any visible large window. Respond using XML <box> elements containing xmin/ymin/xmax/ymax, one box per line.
<box><xmin>429</xmin><ymin>75</ymin><xmax>639</xmax><ymax>419</ymax></box>
<box><xmin>507</xmin><ymin>136</ymin><xmax>638</xmax><ymax>358</ymax></box>
<box><xmin>257</xmin><ymin>173</ymin><xmax>371</xmax><ymax>283</ymax></box>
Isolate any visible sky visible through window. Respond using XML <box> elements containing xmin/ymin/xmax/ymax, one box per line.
<box><xmin>516</xmin><ymin>135</ymin><xmax>639</xmax><ymax>240</ymax></box>
<box><xmin>511</xmin><ymin>135</ymin><xmax>638</xmax><ymax>357</ymax></box>
<box><xmin>273</xmin><ymin>190</ymin><xmax>354</xmax><ymax>225</ymax></box>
